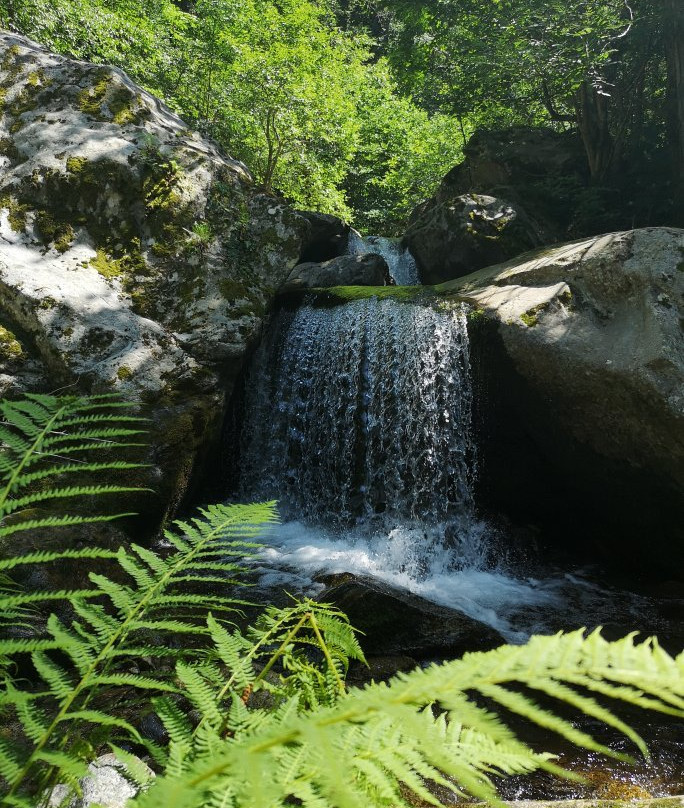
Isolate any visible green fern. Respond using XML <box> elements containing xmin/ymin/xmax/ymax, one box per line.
<box><xmin>129</xmin><ymin>629</ymin><xmax>684</xmax><ymax>808</ymax></box>
<box><xmin>2</xmin><ymin>394</ymin><xmax>684</xmax><ymax>808</ymax></box>
<box><xmin>0</xmin><ymin>393</ymin><xmax>148</xmax><ymax>543</ymax></box>
<box><xmin>0</xmin><ymin>500</ymin><xmax>277</xmax><ymax>806</ymax></box>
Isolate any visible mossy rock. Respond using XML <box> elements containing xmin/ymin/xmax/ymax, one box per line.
<box><xmin>0</xmin><ymin>325</ymin><xmax>24</xmax><ymax>360</ymax></box>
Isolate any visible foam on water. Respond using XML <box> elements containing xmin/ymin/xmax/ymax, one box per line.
<box><xmin>246</xmin><ymin>519</ymin><xmax>671</xmax><ymax>644</ymax></box>
<box><xmin>248</xmin><ymin>520</ymin><xmax>566</xmax><ymax>642</ymax></box>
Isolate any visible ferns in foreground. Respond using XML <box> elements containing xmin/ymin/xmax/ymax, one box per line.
<box><xmin>1</xmin><ymin>394</ymin><xmax>683</xmax><ymax>808</ymax></box>
<box><xmin>132</xmin><ymin>630</ymin><xmax>684</xmax><ymax>808</ymax></box>
<box><xmin>0</xmin><ymin>393</ymin><xmax>148</xmax><ymax>548</ymax></box>
<box><xmin>0</xmin><ymin>394</ymin><xmax>364</xmax><ymax>805</ymax></box>
<box><xmin>0</xmin><ymin>499</ymin><xmax>279</xmax><ymax>806</ymax></box>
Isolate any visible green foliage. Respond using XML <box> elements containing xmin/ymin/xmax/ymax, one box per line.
<box><xmin>129</xmin><ymin>630</ymin><xmax>684</xmax><ymax>808</ymax></box>
<box><xmin>0</xmin><ymin>0</ymin><xmax>465</xmax><ymax>230</ymax></box>
<box><xmin>0</xmin><ymin>393</ymin><xmax>148</xmax><ymax>549</ymax></box>
<box><xmin>0</xmin><ymin>395</ymin><xmax>683</xmax><ymax>808</ymax></box>
<box><xmin>0</xmin><ymin>395</ymin><xmax>365</xmax><ymax>805</ymax></box>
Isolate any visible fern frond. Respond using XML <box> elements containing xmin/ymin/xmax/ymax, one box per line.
<box><xmin>0</xmin><ymin>548</ymin><xmax>119</xmax><ymax>571</ymax></box>
<box><xmin>2</xmin><ymin>485</ymin><xmax>147</xmax><ymax>516</ymax></box>
<box><xmin>129</xmin><ymin>631</ymin><xmax>684</xmax><ymax>808</ymax></box>
<box><xmin>0</xmin><ymin>513</ymin><xmax>138</xmax><ymax>540</ymax></box>
<box><xmin>0</xmin><ymin>493</ymin><xmax>277</xmax><ymax>804</ymax></box>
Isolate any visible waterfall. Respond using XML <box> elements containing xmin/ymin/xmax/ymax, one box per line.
<box><xmin>233</xmin><ymin>296</ymin><xmax>675</xmax><ymax>645</ymax></box>
<box><xmin>239</xmin><ymin>298</ymin><xmax>475</xmax><ymax>528</ymax></box>
<box><xmin>347</xmin><ymin>231</ymin><xmax>420</xmax><ymax>286</ymax></box>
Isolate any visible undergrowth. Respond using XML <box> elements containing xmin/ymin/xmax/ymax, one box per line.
<box><xmin>0</xmin><ymin>394</ymin><xmax>682</xmax><ymax>808</ymax></box>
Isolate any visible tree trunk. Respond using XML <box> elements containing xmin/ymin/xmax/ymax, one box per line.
<box><xmin>664</xmin><ymin>0</ymin><xmax>684</xmax><ymax>208</ymax></box>
<box><xmin>575</xmin><ymin>81</ymin><xmax>614</xmax><ymax>182</ymax></box>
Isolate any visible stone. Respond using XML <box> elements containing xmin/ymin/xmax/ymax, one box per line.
<box><xmin>46</xmin><ymin>753</ymin><xmax>153</xmax><ymax>808</ymax></box>
<box><xmin>403</xmin><ymin>193</ymin><xmax>543</xmax><ymax>284</ymax></box>
<box><xmin>0</xmin><ymin>32</ymin><xmax>309</xmax><ymax>524</ymax></box>
<box><xmin>281</xmin><ymin>252</ymin><xmax>392</xmax><ymax>291</ymax></box>
<box><xmin>410</xmin><ymin>127</ymin><xmax>587</xmax><ymax>241</ymax></box>
<box><xmin>296</xmin><ymin>210</ymin><xmax>349</xmax><ymax>263</ymax></box>
<box><xmin>316</xmin><ymin>575</ymin><xmax>504</xmax><ymax>659</ymax></box>
<box><xmin>440</xmin><ymin>226</ymin><xmax>684</xmax><ymax>575</ymax></box>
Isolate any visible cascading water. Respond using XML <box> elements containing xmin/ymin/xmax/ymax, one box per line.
<box><xmin>235</xmin><ymin>293</ymin><xmax>681</xmax><ymax>645</ymax></box>
<box><xmin>232</xmin><ymin>261</ymin><xmax>684</xmax><ymax>798</ymax></box>
<box><xmin>347</xmin><ymin>231</ymin><xmax>420</xmax><ymax>285</ymax></box>
<box><xmin>236</xmin><ymin>297</ymin><xmax>564</xmax><ymax>639</ymax></box>
<box><xmin>240</xmin><ymin>298</ymin><xmax>474</xmax><ymax>530</ymax></box>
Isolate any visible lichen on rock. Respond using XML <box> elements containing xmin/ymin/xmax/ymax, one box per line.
<box><xmin>0</xmin><ymin>31</ymin><xmax>310</xmax><ymax>529</ymax></box>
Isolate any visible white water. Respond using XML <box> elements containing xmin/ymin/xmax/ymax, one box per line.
<box><xmin>239</xmin><ymin>298</ymin><xmax>475</xmax><ymax>527</ymax></box>
<box><xmin>245</xmin><ymin>520</ymin><xmax>666</xmax><ymax>644</ymax></box>
<box><xmin>347</xmin><ymin>230</ymin><xmax>420</xmax><ymax>285</ymax></box>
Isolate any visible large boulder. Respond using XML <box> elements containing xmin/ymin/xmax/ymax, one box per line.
<box><xmin>403</xmin><ymin>193</ymin><xmax>543</xmax><ymax>284</ymax></box>
<box><xmin>409</xmin><ymin>127</ymin><xmax>587</xmax><ymax>242</ymax></box>
<box><xmin>282</xmin><ymin>252</ymin><xmax>392</xmax><ymax>291</ymax></box>
<box><xmin>0</xmin><ymin>32</ymin><xmax>309</xmax><ymax>524</ymax></box>
<box><xmin>440</xmin><ymin>227</ymin><xmax>684</xmax><ymax>575</ymax></box>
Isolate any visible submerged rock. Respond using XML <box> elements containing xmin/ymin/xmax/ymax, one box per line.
<box><xmin>403</xmin><ymin>193</ymin><xmax>543</xmax><ymax>284</ymax></box>
<box><xmin>441</xmin><ymin>227</ymin><xmax>684</xmax><ymax>575</ymax></box>
<box><xmin>317</xmin><ymin>575</ymin><xmax>504</xmax><ymax>659</ymax></box>
<box><xmin>282</xmin><ymin>252</ymin><xmax>392</xmax><ymax>291</ymax></box>
<box><xmin>0</xmin><ymin>32</ymin><xmax>309</xmax><ymax>523</ymax></box>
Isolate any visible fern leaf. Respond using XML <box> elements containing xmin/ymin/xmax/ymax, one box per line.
<box><xmin>153</xmin><ymin>696</ymin><xmax>194</xmax><ymax>746</ymax></box>
<box><xmin>207</xmin><ymin>616</ymin><xmax>254</xmax><ymax>694</ymax></box>
<box><xmin>31</xmin><ymin>652</ymin><xmax>76</xmax><ymax>699</ymax></box>
<box><xmin>109</xmin><ymin>745</ymin><xmax>156</xmax><ymax>787</ymax></box>
<box><xmin>0</xmin><ymin>738</ymin><xmax>23</xmax><ymax>781</ymax></box>
<box><xmin>527</xmin><ymin>676</ymin><xmax>648</xmax><ymax>756</ymax></box>
<box><xmin>60</xmin><ymin>710</ymin><xmax>142</xmax><ymax>741</ymax></box>
<box><xmin>88</xmin><ymin>674</ymin><xmax>178</xmax><ymax>692</ymax></box>
<box><xmin>46</xmin><ymin>614</ymin><xmax>97</xmax><ymax>675</ymax></box>
<box><xmin>0</xmin><ymin>548</ymin><xmax>119</xmax><ymax>571</ymax></box>
<box><xmin>0</xmin><ymin>514</ymin><xmax>138</xmax><ymax>540</ymax></box>
<box><xmin>176</xmin><ymin>663</ymin><xmax>223</xmax><ymax>728</ymax></box>
<box><xmin>2</xmin><ymin>485</ymin><xmax>148</xmax><ymax>515</ymax></box>
<box><xmin>0</xmin><ymin>590</ymin><xmax>98</xmax><ymax>612</ymax></box>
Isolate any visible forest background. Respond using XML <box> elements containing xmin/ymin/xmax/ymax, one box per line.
<box><xmin>1</xmin><ymin>0</ymin><xmax>682</xmax><ymax>235</ymax></box>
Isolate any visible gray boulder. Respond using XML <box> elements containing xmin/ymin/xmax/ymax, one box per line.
<box><xmin>410</xmin><ymin>127</ymin><xmax>586</xmax><ymax>241</ymax></box>
<box><xmin>403</xmin><ymin>193</ymin><xmax>543</xmax><ymax>284</ymax></box>
<box><xmin>0</xmin><ymin>33</ymin><xmax>309</xmax><ymax>522</ymax></box>
<box><xmin>441</xmin><ymin>227</ymin><xmax>684</xmax><ymax>574</ymax></box>
<box><xmin>47</xmin><ymin>753</ymin><xmax>153</xmax><ymax>808</ymax></box>
<box><xmin>282</xmin><ymin>252</ymin><xmax>392</xmax><ymax>291</ymax></box>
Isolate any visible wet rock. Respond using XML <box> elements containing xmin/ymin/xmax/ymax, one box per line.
<box><xmin>403</xmin><ymin>193</ymin><xmax>543</xmax><ymax>284</ymax></box>
<box><xmin>282</xmin><ymin>252</ymin><xmax>392</xmax><ymax>291</ymax></box>
<box><xmin>442</xmin><ymin>226</ymin><xmax>684</xmax><ymax>575</ymax></box>
<box><xmin>347</xmin><ymin>654</ymin><xmax>418</xmax><ymax>686</ymax></box>
<box><xmin>0</xmin><ymin>32</ymin><xmax>309</xmax><ymax>525</ymax></box>
<box><xmin>317</xmin><ymin>576</ymin><xmax>505</xmax><ymax>659</ymax></box>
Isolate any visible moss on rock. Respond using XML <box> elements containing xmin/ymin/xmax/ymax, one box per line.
<box><xmin>35</xmin><ymin>210</ymin><xmax>74</xmax><ymax>253</ymax></box>
<box><xmin>307</xmin><ymin>284</ymin><xmax>435</xmax><ymax>307</ymax></box>
<box><xmin>0</xmin><ymin>325</ymin><xmax>24</xmax><ymax>359</ymax></box>
<box><xmin>0</xmin><ymin>194</ymin><xmax>30</xmax><ymax>232</ymax></box>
